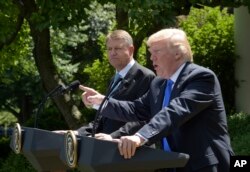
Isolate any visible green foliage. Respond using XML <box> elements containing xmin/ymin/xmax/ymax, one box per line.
<box><xmin>50</xmin><ymin>1</ymin><xmax>116</xmax><ymax>83</ymax></box>
<box><xmin>0</xmin><ymin>138</ymin><xmax>11</xmax><ymax>168</ymax></box>
<box><xmin>0</xmin><ymin>0</ymin><xmax>19</xmax><ymax>44</ymax></box>
<box><xmin>83</xmin><ymin>34</ymin><xmax>113</xmax><ymax>93</ymax></box>
<box><xmin>0</xmin><ymin>20</ymin><xmax>42</xmax><ymax>121</ymax></box>
<box><xmin>22</xmin><ymin>101</ymin><xmax>70</xmax><ymax>130</ymax></box>
<box><xmin>49</xmin><ymin>16</ymin><xmax>87</xmax><ymax>83</ymax></box>
<box><xmin>0</xmin><ymin>112</ymin><xmax>20</xmax><ymax>168</ymax></box>
<box><xmin>0</xmin><ymin>21</ymin><xmax>34</xmax><ymax>76</ymax></box>
<box><xmin>30</xmin><ymin>0</ymin><xmax>90</xmax><ymax>30</ymax></box>
<box><xmin>179</xmin><ymin>6</ymin><xmax>237</xmax><ymax>112</ymax></box>
<box><xmin>0</xmin><ymin>153</ymin><xmax>36</xmax><ymax>172</ymax></box>
<box><xmin>137</xmin><ymin>40</ymin><xmax>147</xmax><ymax>66</ymax></box>
<box><xmin>228</xmin><ymin>112</ymin><xmax>250</xmax><ymax>155</ymax></box>
<box><xmin>0</xmin><ymin>111</ymin><xmax>17</xmax><ymax>126</ymax></box>
<box><xmin>85</xmin><ymin>1</ymin><xmax>116</xmax><ymax>41</ymax></box>
<box><xmin>84</xmin><ymin>57</ymin><xmax>113</xmax><ymax>93</ymax></box>
<box><xmin>122</xmin><ymin>0</ymin><xmax>176</xmax><ymax>30</ymax></box>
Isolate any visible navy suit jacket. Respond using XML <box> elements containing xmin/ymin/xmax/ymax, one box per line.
<box><xmin>102</xmin><ymin>62</ymin><xmax>234</xmax><ymax>172</ymax></box>
<box><xmin>77</xmin><ymin>61</ymin><xmax>155</xmax><ymax>137</ymax></box>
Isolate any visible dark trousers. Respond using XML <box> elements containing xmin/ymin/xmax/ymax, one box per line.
<box><xmin>193</xmin><ymin>165</ymin><xmax>218</xmax><ymax>172</ymax></box>
<box><xmin>156</xmin><ymin>165</ymin><xmax>218</xmax><ymax>172</ymax></box>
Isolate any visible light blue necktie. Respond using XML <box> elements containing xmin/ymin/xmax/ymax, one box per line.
<box><xmin>162</xmin><ymin>79</ymin><xmax>174</xmax><ymax>152</ymax></box>
<box><xmin>109</xmin><ymin>73</ymin><xmax>122</xmax><ymax>97</ymax></box>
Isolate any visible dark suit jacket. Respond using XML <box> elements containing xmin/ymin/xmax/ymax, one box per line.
<box><xmin>77</xmin><ymin>61</ymin><xmax>155</xmax><ymax>137</ymax></box>
<box><xmin>102</xmin><ymin>62</ymin><xmax>234</xmax><ymax>172</ymax></box>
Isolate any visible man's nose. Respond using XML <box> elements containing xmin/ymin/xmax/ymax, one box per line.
<box><xmin>150</xmin><ymin>54</ymin><xmax>156</xmax><ymax>61</ymax></box>
<box><xmin>110</xmin><ymin>49</ymin><xmax>117</xmax><ymax>55</ymax></box>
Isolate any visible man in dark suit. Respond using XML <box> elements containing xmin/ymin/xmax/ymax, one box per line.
<box><xmin>76</xmin><ymin>30</ymin><xmax>155</xmax><ymax>136</ymax></box>
<box><xmin>80</xmin><ymin>28</ymin><xmax>234</xmax><ymax>172</ymax></box>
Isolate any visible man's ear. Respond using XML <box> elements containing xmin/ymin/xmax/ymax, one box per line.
<box><xmin>129</xmin><ymin>45</ymin><xmax>134</xmax><ymax>55</ymax></box>
<box><xmin>175</xmin><ymin>45</ymin><xmax>186</xmax><ymax>60</ymax></box>
<box><xmin>175</xmin><ymin>51</ymin><xmax>182</xmax><ymax>60</ymax></box>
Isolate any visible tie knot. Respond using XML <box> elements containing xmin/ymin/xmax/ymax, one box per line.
<box><xmin>167</xmin><ymin>79</ymin><xmax>174</xmax><ymax>88</ymax></box>
<box><xmin>162</xmin><ymin>79</ymin><xmax>174</xmax><ymax>107</ymax></box>
<box><xmin>111</xmin><ymin>73</ymin><xmax>122</xmax><ymax>89</ymax></box>
<box><xmin>113</xmin><ymin>73</ymin><xmax>121</xmax><ymax>83</ymax></box>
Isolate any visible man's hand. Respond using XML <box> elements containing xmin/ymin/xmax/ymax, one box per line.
<box><xmin>79</xmin><ymin>85</ymin><xmax>105</xmax><ymax>107</ymax></box>
<box><xmin>95</xmin><ymin>133</ymin><xmax>113</xmax><ymax>141</ymax></box>
<box><xmin>118</xmin><ymin>135</ymin><xmax>144</xmax><ymax>159</ymax></box>
<box><xmin>53</xmin><ymin>130</ymin><xmax>67</xmax><ymax>134</ymax></box>
<box><xmin>53</xmin><ymin>130</ymin><xmax>79</xmax><ymax>135</ymax></box>
<box><xmin>95</xmin><ymin>134</ymin><xmax>144</xmax><ymax>159</ymax></box>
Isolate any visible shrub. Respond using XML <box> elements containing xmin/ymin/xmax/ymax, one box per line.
<box><xmin>0</xmin><ymin>153</ymin><xmax>35</xmax><ymax>172</ymax></box>
<box><xmin>228</xmin><ymin>112</ymin><xmax>250</xmax><ymax>155</ymax></box>
<box><xmin>180</xmin><ymin>7</ymin><xmax>237</xmax><ymax>113</ymax></box>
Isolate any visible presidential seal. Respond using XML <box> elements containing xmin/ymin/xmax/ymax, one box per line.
<box><xmin>65</xmin><ymin>130</ymin><xmax>78</xmax><ymax>168</ymax></box>
<box><xmin>12</xmin><ymin>123</ymin><xmax>22</xmax><ymax>154</ymax></box>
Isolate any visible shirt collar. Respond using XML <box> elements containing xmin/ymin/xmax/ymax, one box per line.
<box><xmin>116</xmin><ymin>59</ymin><xmax>135</xmax><ymax>78</ymax></box>
<box><xmin>169</xmin><ymin>62</ymin><xmax>186</xmax><ymax>84</ymax></box>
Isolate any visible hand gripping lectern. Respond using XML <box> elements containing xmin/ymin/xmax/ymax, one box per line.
<box><xmin>61</xmin><ymin>130</ymin><xmax>190</xmax><ymax>172</ymax></box>
<box><xmin>10</xmin><ymin>123</ymin><xmax>70</xmax><ymax>172</ymax></box>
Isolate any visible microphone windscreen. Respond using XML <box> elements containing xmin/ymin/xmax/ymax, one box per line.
<box><xmin>67</xmin><ymin>80</ymin><xmax>80</xmax><ymax>91</ymax></box>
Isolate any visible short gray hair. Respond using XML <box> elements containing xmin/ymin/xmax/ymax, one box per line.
<box><xmin>106</xmin><ymin>30</ymin><xmax>133</xmax><ymax>46</ymax></box>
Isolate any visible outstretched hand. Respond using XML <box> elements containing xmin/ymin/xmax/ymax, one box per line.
<box><xmin>79</xmin><ymin>85</ymin><xmax>105</xmax><ymax>107</ymax></box>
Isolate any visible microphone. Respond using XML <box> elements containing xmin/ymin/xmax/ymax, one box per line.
<box><xmin>63</xmin><ymin>80</ymin><xmax>80</xmax><ymax>92</ymax></box>
<box><xmin>54</xmin><ymin>80</ymin><xmax>81</xmax><ymax>97</ymax></box>
<box><xmin>34</xmin><ymin>80</ymin><xmax>80</xmax><ymax>128</ymax></box>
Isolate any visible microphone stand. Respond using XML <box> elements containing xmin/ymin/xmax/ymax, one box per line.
<box><xmin>34</xmin><ymin>80</ymin><xmax>80</xmax><ymax>128</ymax></box>
<box><xmin>91</xmin><ymin>77</ymin><xmax>123</xmax><ymax>137</ymax></box>
<box><xmin>34</xmin><ymin>85</ymin><xmax>63</xmax><ymax>128</ymax></box>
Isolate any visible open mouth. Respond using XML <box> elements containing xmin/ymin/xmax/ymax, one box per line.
<box><xmin>153</xmin><ymin>64</ymin><xmax>158</xmax><ymax>70</ymax></box>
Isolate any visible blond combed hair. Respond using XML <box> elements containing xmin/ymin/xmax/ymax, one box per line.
<box><xmin>147</xmin><ymin>28</ymin><xmax>193</xmax><ymax>62</ymax></box>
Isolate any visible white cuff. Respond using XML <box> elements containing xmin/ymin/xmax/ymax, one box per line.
<box><xmin>135</xmin><ymin>132</ymin><xmax>148</xmax><ymax>146</ymax></box>
<box><xmin>92</xmin><ymin>104</ymin><xmax>100</xmax><ymax>110</ymax></box>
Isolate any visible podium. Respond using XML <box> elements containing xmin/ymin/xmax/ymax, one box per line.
<box><xmin>10</xmin><ymin>124</ymin><xmax>70</xmax><ymax>172</ymax></box>
<box><xmin>72</xmin><ymin>136</ymin><xmax>189</xmax><ymax>172</ymax></box>
<box><xmin>10</xmin><ymin>124</ymin><xmax>190</xmax><ymax>172</ymax></box>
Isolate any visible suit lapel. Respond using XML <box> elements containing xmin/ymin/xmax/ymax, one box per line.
<box><xmin>106</xmin><ymin>76</ymin><xmax>116</xmax><ymax>96</ymax></box>
<box><xmin>152</xmin><ymin>78</ymin><xmax>166</xmax><ymax>112</ymax></box>
<box><xmin>109</xmin><ymin>62</ymin><xmax>138</xmax><ymax>96</ymax></box>
<box><xmin>171</xmin><ymin>62</ymin><xmax>191</xmax><ymax>99</ymax></box>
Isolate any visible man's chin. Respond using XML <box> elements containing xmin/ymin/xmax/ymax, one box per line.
<box><xmin>156</xmin><ymin>71</ymin><xmax>162</xmax><ymax>77</ymax></box>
